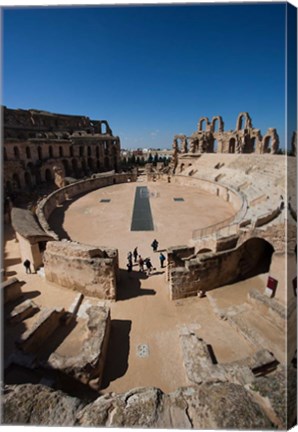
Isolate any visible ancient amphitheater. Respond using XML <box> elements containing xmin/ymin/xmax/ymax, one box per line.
<box><xmin>2</xmin><ymin>109</ymin><xmax>297</xmax><ymax>429</ymax></box>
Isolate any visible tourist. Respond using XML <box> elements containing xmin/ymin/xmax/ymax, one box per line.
<box><xmin>145</xmin><ymin>258</ymin><xmax>153</xmax><ymax>275</ymax></box>
<box><xmin>151</xmin><ymin>239</ymin><xmax>159</xmax><ymax>252</ymax></box>
<box><xmin>159</xmin><ymin>252</ymin><xmax>166</xmax><ymax>268</ymax></box>
<box><xmin>133</xmin><ymin>247</ymin><xmax>138</xmax><ymax>263</ymax></box>
<box><xmin>23</xmin><ymin>259</ymin><xmax>31</xmax><ymax>274</ymax></box>
<box><xmin>138</xmin><ymin>255</ymin><xmax>144</xmax><ymax>272</ymax></box>
<box><xmin>127</xmin><ymin>261</ymin><xmax>133</xmax><ymax>272</ymax></box>
<box><xmin>127</xmin><ymin>251</ymin><xmax>133</xmax><ymax>267</ymax></box>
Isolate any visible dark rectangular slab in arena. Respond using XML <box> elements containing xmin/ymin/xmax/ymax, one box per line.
<box><xmin>131</xmin><ymin>186</ymin><xmax>154</xmax><ymax>231</ymax></box>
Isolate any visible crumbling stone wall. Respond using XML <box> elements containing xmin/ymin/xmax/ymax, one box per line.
<box><xmin>43</xmin><ymin>241</ymin><xmax>118</xmax><ymax>300</ymax></box>
<box><xmin>169</xmin><ymin>237</ymin><xmax>274</xmax><ymax>300</ymax></box>
<box><xmin>3</xmin><ymin>106</ymin><xmax>121</xmax><ymax>195</ymax></box>
<box><xmin>172</xmin><ymin>112</ymin><xmax>279</xmax><ymax>155</ymax></box>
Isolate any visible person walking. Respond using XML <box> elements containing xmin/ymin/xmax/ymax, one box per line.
<box><xmin>133</xmin><ymin>247</ymin><xmax>138</xmax><ymax>263</ymax></box>
<box><xmin>127</xmin><ymin>260</ymin><xmax>133</xmax><ymax>272</ymax></box>
<box><xmin>159</xmin><ymin>252</ymin><xmax>166</xmax><ymax>268</ymax></box>
<box><xmin>138</xmin><ymin>255</ymin><xmax>144</xmax><ymax>272</ymax></box>
<box><xmin>23</xmin><ymin>259</ymin><xmax>31</xmax><ymax>274</ymax></box>
<box><xmin>151</xmin><ymin>239</ymin><xmax>159</xmax><ymax>252</ymax></box>
<box><xmin>127</xmin><ymin>251</ymin><xmax>133</xmax><ymax>267</ymax></box>
<box><xmin>145</xmin><ymin>258</ymin><xmax>153</xmax><ymax>275</ymax></box>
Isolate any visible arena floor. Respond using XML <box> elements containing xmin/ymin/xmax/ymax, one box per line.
<box><xmin>4</xmin><ymin>179</ymin><xmax>268</xmax><ymax>394</ymax></box>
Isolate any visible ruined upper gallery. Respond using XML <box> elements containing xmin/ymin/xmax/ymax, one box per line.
<box><xmin>3</xmin><ymin>106</ymin><xmax>121</xmax><ymax>194</ymax></box>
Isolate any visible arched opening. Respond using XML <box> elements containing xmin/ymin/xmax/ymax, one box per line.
<box><xmin>96</xmin><ymin>159</ymin><xmax>101</xmax><ymax>171</ymax></box>
<box><xmin>45</xmin><ymin>168</ymin><xmax>52</xmax><ymax>182</ymax></box>
<box><xmin>5</xmin><ymin>180</ymin><xmax>13</xmax><ymax>195</ymax></box>
<box><xmin>237</xmin><ymin>238</ymin><xmax>274</xmax><ymax>281</ymax></box>
<box><xmin>49</xmin><ymin>146</ymin><xmax>53</xmax><ymax>158</ymax></box>
<box><xmin>96</xmin><ymin>147</ymin><xmax>100</xmax><ymax>158</ymax></box>
<box><xmin>200</xmin><ymin>119</ymin><xmax>207</xmax><ymax>131</ymax></box>
<box><xmin>62</xmin><ymin>159</ymin><xmax>70</xmax><ymax>176</ymax></box>
<box><xmin>88</xmin><ymin>157</ymin><xmax>94</xmax><ymax>171</ymax></box>
<box><xmin>12</xmin><ymin>173</ymin><xmax>21</xmax><ymax>189</ymax></box>
<box><xmin>101</xmin><ymin>122</ymin><xmax>107</xmax><ymax>134</ymax></box>
<box><xmin>79</xmin><ymin>146</ymin><xmax>84</xmax><ymax>157</ymax></box>
<box><xmin>38</xmin><ymin>146</ymin><xmax>42</xmax><ymax>160</ymax></box>
<box><xmin>26</xmin><ymin>146</ymin><xmax>31</xmax><ymax>159</ymax></box>
<box><xmin>213</xmin><ymin>139</ymin><xmax>218</xmax><ymax>153</ymax></box>
<box><xmin>198</xmin><ymin>248</ymin><xmax>212</xmax><ymax>254</ymax></box>
<box><xmin>13</xmin><ymin>146</ymin><xmax>20</xmax><ymax>160</ymax></box>
<box><xmin>251</xmin><ymin>137</ymin><xmax>256</xmax><ymax>152</ymax></box>
<box><xmin>87</xmin><ymin>146</ymin><xmax>91</xmax><ymax>157</ymax></box>
<box><xmin>239</xmin><ymin>115</ymin><xmax>245</xmax><ymax>130</ymax></box>
<box><xmin>263</xmin><ymin>136</ymin><xmax>272</xmax><ymax>153</ymax></box>
<box><xmin>59</xmin><ymin>146</ymin><xmax>63</xmax><ymax>157</ymax></box>
<box><xmin>69</xmin><ymin>146</ymin><xmax>74</xmax><ymax>157</ymax></box>
<box><xmin>213</xmin><ymin>118</ymin><xmax>219</xmax><ymax>132</ymax></box>
<box><xmin>72</xmin><ymin>158</ymin><xmax>78</xmax><ymax>176</ymax></box>
<box><xmin>104</xmin><ymin>156</ymin><xmax>110</xmax><ymax>170</ymax></box>
<box><xmin>24</xmin><ymin>172</ymin><xmax>32</xmax><ymax>188</ymax></box>
<box><xmin>35</xmin><ymin>169</ymin><xmax>42</xmax><ymax>184</ymax></box>
<box><xmin>180</xmin><ymin>163</ymin><xmax>185</xmax><ymax>172</ymax></box>
<box><xmin>229</xmin><ymin>138</ymin><xmax>236</xmax><ymax>153</ymax></box>
<box><xmin>81</xmin><ymin>159</ymin><xmax>87</xmax><ymax>174</ymax></box>
<box><xmin>27</xmin><ymin>162</ymin><xmax>34</xmax><ymax>174</ymax></box>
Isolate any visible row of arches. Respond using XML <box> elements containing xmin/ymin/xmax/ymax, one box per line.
<box><xmin>4</xmin><ymin>141</ymin><xmax>119</xmax><ymax>162</ymax></box>
<box><xmin>198</xmin><ymin>116</ymin><xmax>224</xmax><ymax>133</ymax></box>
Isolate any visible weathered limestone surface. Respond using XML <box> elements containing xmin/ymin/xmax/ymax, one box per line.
<box><xmin>17</xmin><ymin>307</ymin><xmax>65</xmax><ymax>353</ymax></box>
<box><xmin>47</xmin><ymin>305</ymin><xmax>111</xmax><ymax>389</ymax></box>
<box><xmin>43</xmin><ymin>240</ymin><xmax>118</xmax><ymax>300</ymax></box>
<box><xmin>8</xmin><ymin>299</ymin><xmax>39</xmax><ymax>324</ymax></box>
<box><xmin>2</xmin><ymin>384</ymin><xmax>84</xmax><ymax>426</ymax></box>
<box><xmin>2</xmin><ymin>382</ymin><xmax>274</xmax><ymax>429</ymax></box>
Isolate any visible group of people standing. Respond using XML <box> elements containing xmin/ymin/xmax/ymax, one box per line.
<box><xmin>126</xmin><ymin>240</ymin><xmax>166</xmax><ymax>275</ymax></box>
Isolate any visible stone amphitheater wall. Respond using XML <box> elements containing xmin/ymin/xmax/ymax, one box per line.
<box><xmin>36</xmin><ymin>172</ymin><xmax>136</xmax><ymax>239</ymax></box>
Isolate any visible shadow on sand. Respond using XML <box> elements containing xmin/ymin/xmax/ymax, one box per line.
<box><xmin>117</xmin><ymin>269</ymin><xmax>156</xmax><ymax>301</ymax></box>
<box><xmin>101</xmin><ymin>319</ymin><xmax>132</xmax><ymax>390</ymax></box>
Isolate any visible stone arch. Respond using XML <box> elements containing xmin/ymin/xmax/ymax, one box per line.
<box><xmin>104</xmin><ymin>156</ymin><xmax>110</xmax><ymax>170</ymax></box>
<box><xmin>13</xmin><ymin>146</ymin><xmax>20</xmax><ymax>160</ymax></box>
<box><xmin>87</xmin><ymin>146</ymin><xmax>92</xmax><ymax>157</ymax></box>
<box><xmin>26</xmin><ymin>146</ymin><xmax>31</xmax><ymax>159</ymax></box>
<box><xmin>24</xmin><ymin>171</ymin><xmax>32</xmax><ymax>188</ymax></box>
<box><xmin>236</xmin><ymin>112</ymin><xmax>252</xmax><ymax>131</ymax></box>
<box><xmin>213</xmin><ymin>139</ymin><xmax>218</xmax><ymax>153</ymax></box>
<box><xmin>237</xmin><ymin>237</ymin><xmax>274</xmax><ymax>280</ymax></box>
<box><xmin>229</xmin><ymin>138</ymin><xmax>236</xmax><ymax>153</ymax></box>
<box><xmin>69</xmin><ymin>145</ymin><xmax>74</xmax><ymax>157</ymax></box>
<box><xmin>12</xmin><ymin>173</ymin><xmax>21</xmax><ymax>189</ymax></box>
<box><xmin>79</xmin><ymin>146</ymin><xmax>84</xmax><ymax>157</ymax></box>
<box><xmin>5</xmin><ymin>180</ymin><xmax>12</xmax><ymax>194</ymax></box>
<box><xmin>45</xmin><ymin>168</ymin><xmax>52</xmax><ymax>182</ymax></box>
<box><xmin>263</xmin><ymin>135</ymin><xmax>272</xmax><ymax>153</ymax></box>
<box><xmin>49</xmin><ymin>145</ymin><xmax>53</xmax><ymax>158</ymax></box>
<box><xmin>59</xmin><ymin>146</ymin><xmax>64</xmax><ymax>157</ymax></box>
<box><xmin>197</xmin><ymin>248</ymin><xmax>212</xmax><ymax>254</ymax></box>
<box><xmin>198</xmin><ymin>117</ymin><xmax>209</xmax><ymax>131</ymax></box>
<box><xmin>72</xmin><ymin>158</ymin><xmax>79</xmax><ymax>176</ymax></box>
<box><xmin>88</xmin><ymin>157</ymin><xmax>94</xmax><ymax>171</ymax></box>
<box><xmin>211</xmin><ymin>116</ymin><xmax>224</xmax><ymax>132</ymax></box>
<box><xmin>62</xmin><ymin>159</ymin><xmax>71</xmax><ymax>176</ymax></box>
<box><xmin>35</xmin><ymin>168</ymin><xmax>42</xmax><ymax>184</ymax></box>
<box><xmin>37</xmin><ymin>146</ymin><xmax>42</xmax><ymax>160</ymax></box>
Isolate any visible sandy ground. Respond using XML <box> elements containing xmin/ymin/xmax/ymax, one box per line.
<box><xmin>3</xmin><ymin>180</ymin><xmax>268</xmax><ymax>393</ymax></box>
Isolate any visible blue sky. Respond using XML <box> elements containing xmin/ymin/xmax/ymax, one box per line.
<box><xmin>2</xmin><ymin>3</ymin><xmax>288</xmax><ymax>149</ymax></box>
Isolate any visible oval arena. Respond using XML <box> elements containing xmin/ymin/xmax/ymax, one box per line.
<box><xmin>3</xmin><ymin>107</ymin><xmax>297</xmax><ymax>429</ymax></box>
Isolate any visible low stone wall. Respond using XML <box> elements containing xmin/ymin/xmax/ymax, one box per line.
<box><xmin>43</xmin><ymin>241</ymin><xmax>118</xmax><ymax>300</ymax></box>
<box><xmin>47</xmin><ymin>305</ymin><xmax>110</xmax><ymax>390</ymax></box>
<box><xmin>36</xmin><ymin>173</ymin><xmax>137</xmax><ymax>239</ymax></box>
<box><xmin>169</xmin><ymin>239</ymin><xmax>273</xmax><ymax>300</ymax></box>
